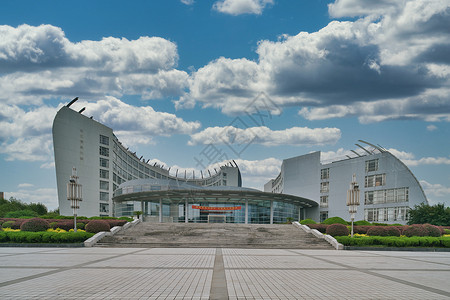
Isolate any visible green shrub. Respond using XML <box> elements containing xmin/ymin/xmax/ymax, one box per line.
<box><xmin>49</xmin><ymin>222</ymin><xmax>58</xmax><ymax>229</ymax></box>
<box><xmin>20</xmin><ymin>218</ymin><xmax>50</xmax><ymax>232</ymax></box>
<box><xmin>0</xmin><ymin>223</ymin><xmax>2</xmax><ymax>231</ymax></box>
<box><xmin>2</xmin><ymin>221</ymin><xmax>15</xmax><ymax>228</ymax></box>
<box><xmin>423</xmin><ymin>224</ymin><xmax>442</xmax><ymax>237</ymax></box>
<box><xmin>119</xmin><ymin>216</ymin><xmax>133</xmax><ymax>222</ymax></box>
<box><xmin>353</xmin><ymin>220</ymin><xmax>371</xmax><ymax>226</ymax></box>
<box><xmin>444</xmin><ymin>229</ymin><xmax>450</xmax><ymax>235</ymax></box>
<box><xmin>385</xmin><ymin>226</ymin><xmax>401</xmax><ymax>237</ymax></box>
<box><xmin>85</xmin><ymin>220</ymin><xmax>110</xmax><ymax>233</ymax></box>
<box><xmin>300</xmin><ymin>219</ymin><xmax>317</xmax><ymax>225</ymax></box>
<box><xmin>4</xmin><ymin>209</ymin><xmax>38</xmax><ymax>218</ymax></box>
<box><xmin>1</xmin><ymin>231</ymin><xmax>94</xmax><ymax>243</ymax></box>
<box><xmin>403</xmin><ymin>225</ymin><xmax>427</xmax><ymax>237</ymax></box>
<box><xmin>307</xmin><ymin>224</ymin><xmax>327</xmax><ymax>233</ymax></box>
<box><xmin>326</xmin><ymin>224</ymin><xmax>349</xmax><ymax>236</ymax></box>
<box><xmin>367</xmin><ymin>227</ymin><xmax>389</xmax><ymax>236</ymax></box>
<box><xmin>76</xmin><ymin>222</ymin><xmax>85</xmax><ymax>230</ymax></box>
<box><xmin>372</xmin><ymin>223</ymin><xmax>389</xmax><ymax>226</ymax></box>
<box><xmin>322</xmin><ymin>217</ymin><xmax>348</xmax><ymax>225</ymax></box>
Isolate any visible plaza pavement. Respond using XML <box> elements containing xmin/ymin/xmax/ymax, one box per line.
<box><xmin>0</xmin><ymin>247</ymin><xmax>449</xmax><ymax>299</ymax></box>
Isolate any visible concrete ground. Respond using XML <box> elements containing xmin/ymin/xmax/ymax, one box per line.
<box><xmin>0</xmin><ymin>247</ymin><xmax>449</xmax><ymax>299</ymax></box>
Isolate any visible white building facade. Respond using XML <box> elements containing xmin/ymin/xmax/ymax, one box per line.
<box><xmin>53</xmin><ymin>105</ymin><xmax>241</xmax><ymax>217</ymax></box>
<box><xmin>264</xmin><ymin>146</ymin><xmax>428</xmax><ymax>225</ymax></box>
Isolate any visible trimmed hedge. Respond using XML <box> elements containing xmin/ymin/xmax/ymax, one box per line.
<box><xmin>85</xmin><ymin>220</ymin><xmax>110</xmax><ymax>233</ymax></box>
<box><xmin>300</xmin><ymin>219</ymin><xmax>317</xmax><ymax>225</ymax></box>
<box><xmin>322</xmin><ymin>217</ymin><xmax>348</xmax><ymax>225</ymax></box>
<box><xmin>20</xmin><ymin>218</ymin><xmax>50</xmax><ymax>232</ymax></box>
<box><xmin>306</xmin><ymin>224</ymin><xmax>328</xmax><ymax>233</ymax></box>
<box><xmin>326</xmin><ymin>224</ymin><xmax>349</xmax><ymax>236</ymax></box>
<box><xmin>0</xmin><ymin>231</ymin><xmax>94</xmax><ymax>243</ymax></box>
<box><xmin>336</xmin><ymin>236</ymin><xmax>450</xmax><ymax>248</ymax></box>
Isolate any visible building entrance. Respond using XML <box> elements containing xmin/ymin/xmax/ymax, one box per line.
<box><xmin>208</xmin><ymin>214</ymin><xmax>226</xmax><ymax>223</ymax></box>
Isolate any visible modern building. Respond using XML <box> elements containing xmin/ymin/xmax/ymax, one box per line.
<box><xmin>264</xmin><ymin>142</ymin><xmax>428</xmax><ymax>224</ymax></box>
<box><xmin>53</xmin><ymin>102</ymin><xmax>317</xmax><ymax>221</ymax></box>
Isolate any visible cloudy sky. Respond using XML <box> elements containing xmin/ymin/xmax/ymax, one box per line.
<box><xmin>1</xmin><ymin>0</ymin><xmax>449</xmax><ymax>210</ymax></box>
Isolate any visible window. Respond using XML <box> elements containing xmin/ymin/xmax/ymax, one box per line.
<box><xmin>320</xmin><ymin>196</ymin><xmax>328</xmax><ymax>208</ymax></box>
<box><xmin>365</xmin><ymin>159</ymin><xmax>379</xmax><ymax>172</ymax></box>
<box><xmin>320</xmin><ymin>182</ymin><xmax>329</xmax><ymax>193</ymax></box>
<box><xmin>320</xmin><ymin>211</ymin><xmax>328</xmax><ymax>223</ymax></box>
<box><xmin>365</xmin><ymin>187</ymin><xmax>409</xmax><ymax>204</ymax></box>
<box><xmin>100</xmin><ymin>180</ymin><xmax>109</xmax><ymax>191</ymax></box>
<box><xmin>365</xmin><ymin>174</ymin><xmax>385</xmax><ymax>187</ymax></box>
<box><xmin>100</xmin><ymin>203</ymin><xmax>109</xmax><ymax>213</ymax></box>
<box><xmin>365</xmin><ymin>191</ymin><xmax>374</xmax><ymax>204</ymax></box>
<box><xmin>223</xmin><ymin>180</ymin><xmax>227</xmax><ymax>186</ymax></box>
<box><xmin>320</xmin><ymin>168</ymin><xmax>329</xmax><ymax>180</ymax></box>
<box><xmin>100</xmin><ymin>192</ymin><xmax>109</xmax><ymax>201</ymax></box>
<box><xmin>99</xmin><ymin>146</ymin><xmax>109</xmax><ymax>157</ymax></box>
<box><xmin>100</xmin><ymin>158</ymin><xmax>109</xmax><ymax>168</ymax></box>
<box><xmin>99</xmin><ymin>135</ymin><xmax>109</xmax><ymax>146</ymax></box>
<box><xmin>365</xmin><ymin>207</ymin><xmax>409</xmax><ymax>222</ymax></box>
<box><xmin>100</xmin><ymin>169</ymin><xmax>109</xmax><ymax>179</ymax></box>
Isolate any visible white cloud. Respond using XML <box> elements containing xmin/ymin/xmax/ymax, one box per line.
<box><xmin>181</xmin><ymin>0</ymin><xmax>194</xmax><ymax>5</ymax></box>
<box><xmin>213</xmin><ymin>0</ymin><xmax>273</xmax><ymax>15</ymax></box>
<box><xmin>0</xmin><ymin>24</ymin><xmax>188</xmax><ymax>105</ymax></box>
<box><xmin>387</xmin><ymin>148</ymin><xmax>450</xmax><ymax>167</ymax></box>
<box><xmin>0</xmin><ymin>96</ymin><xmax>201</xmax><ymax>162</ymax></box>
<box><xmin>182</xmin><ymin>0</ymin><xmax>450</xmax><ymax>122</ymax></box>
<box><xmin>420</xmin><ymin>180</ymin><xmax>450</xmax><ymax>197</ymax></box>
<box><xmin>188</xmin><ymin>126</ymin><xmax>341</xmax><ymax>146</ymax></box>
<box><xmin>5</xmin><ymin>187</ymin><xmax>58</xmax><ymax>210</ymax></box>
<box><xmin>427</xmin><ymin>124</ymin><xmax>438</xmax><ymax>131</ymax></box>
<box><xmin>17</xmin><ymin>183</ymin><xmax>34</xmax><ymax>188</ymax></box>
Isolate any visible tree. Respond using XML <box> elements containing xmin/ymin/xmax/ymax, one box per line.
<box><xmin>408</xmin><ymin>203</ymin><xmax>450</xmax><ymax>226</ymax></box>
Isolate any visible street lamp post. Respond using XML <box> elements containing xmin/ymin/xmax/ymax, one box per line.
<box><xmin>346</xmin><ymin>174</ymin><xmax>360</xmax><ymax>238</ymax></box>
<box><xmin>67</xmin><ymin>167</ymin><xmax>82</xmax><ymax>232</ymax></box>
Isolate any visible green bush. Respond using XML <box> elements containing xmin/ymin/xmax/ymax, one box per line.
<box><xmin>2</xmin><ymin>221</ymin><xmax>15</xmax><ymax>228</ymax></box>
<box><xmin>1</xmin><ymin>231</ymin><xmax>94</xmax><ymax>243</ymax></box>
<box><xmin>85</xmin><ymin>220</ymin><xmax>110</xmax><ymax>233</ymax></box>
<box><xmin>444</xmin><ymin>229</ymin><xmax>450</xmax><ymax>235</ymax></box>
<box><xmin>322</xmin><ymin>217</ymin><xmax>348</xmax><ymax>225</ymax></box>
<box><xmin>300</xmin><ymin>219</ymin><xmax>317</xmax><ymax>225</ymax></box>
<box><xmin>367</xmin><ymin>227</ymin><xmax>389</xmax><ymax>236</ymax></box>
<box><xmin>20</xmin><ymin>218</ymin><xmax>50</xmax><ymax>232</ymax></box>
<box><xmin>4</xmin><ymin>209</ymin><xmax>38</xmax><ymax>218</ymax></box>
<box><xmin>76</xmin><ymin>222</ymin><xmax>85</xmax><ymax>230</ymax></box>
<box><xmin>403</xmin><ymin>224</ymin><xmax>427</xmax><ymax>237</ymax></box>
<box><xmin>353</xmin><ymin>220</ymin><xmax>371</xmax><ymax>226</ymax></box>
<box><xmin>423</xmin><ymin>224</ymin><xmax>442</xmax><ymax>237</ymax></box>
<box><xmin>335</xmin><ymin>236</ymin><xmax>450</xmax><ymax>248</ymax></box>
<box><xmin>119</xmin><ymin>217</ymin><xmax>133</xmax><ymax>222</ymax></box>
<box><xmin>49</xmin><ymin>222</ymin><xmax>58</xmax><ymax>229</ymax></box>
<box><xmin>326</xmin><ymin>224</ymin><xmax>349</xmax><ymax>236</ymax></box>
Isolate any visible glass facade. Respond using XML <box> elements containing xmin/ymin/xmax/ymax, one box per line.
<box><xmin>114</xmin><ymin>197</ymin><xmax>302</xmax><ymax>224</ymax></box>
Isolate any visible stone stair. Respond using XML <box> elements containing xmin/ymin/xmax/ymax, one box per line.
<box><xmin>96</xmin><ymin>223</ymin><xmax>334</xmax><ymax>249</ymax></box>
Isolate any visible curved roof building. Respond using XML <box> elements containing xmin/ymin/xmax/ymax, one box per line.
<box><xmin>52</xmin><ymin>103</ymin><xmax>316</xmax><ymax>223</ymax></box>
<box><xmin>264</xmin><ymin>142</ymin><xmax>428</xmax><ymax>225</ymax></box>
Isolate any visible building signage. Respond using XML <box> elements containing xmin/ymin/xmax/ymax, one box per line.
<box><xmin>192</xmin><ymin>205</ymin><xmax>241</xmax><ymax>211</ymax></box>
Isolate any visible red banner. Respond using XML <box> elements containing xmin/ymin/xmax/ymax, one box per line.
<box><xmin>192</xmin><ymin>205</ymin><xmax>241</xmax><ymax>211</ymax></box>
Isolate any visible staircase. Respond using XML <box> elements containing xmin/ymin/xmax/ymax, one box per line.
<box><xmin>96</xmin><ymin>223</ymin><xmax>333</xmax><ymax>249</ymax></box>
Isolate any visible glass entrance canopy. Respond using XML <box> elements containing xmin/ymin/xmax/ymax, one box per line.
<box><xmin>113</xmin><ymin>179</ymin><xmax>318</xmax><ymax>224</ymax></box>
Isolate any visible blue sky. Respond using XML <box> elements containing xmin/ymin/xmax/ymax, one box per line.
<box><xmin>0</xmin><ymin>0</ymin><xmax>449</xmax><ymax>210</ymax></box>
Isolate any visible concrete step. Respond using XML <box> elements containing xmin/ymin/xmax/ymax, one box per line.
<box><xmin>96</xmin><ymin>223</ymin><xmax>333</xmax><ymax>249</ymax></box>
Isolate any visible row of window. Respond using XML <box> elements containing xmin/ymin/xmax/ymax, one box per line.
<box><xmin>365</xmin><ymin>187</ymin><xmax>409</xmax><ymax>204</ymax></box>
<box><xmin>365</xmin><ymin>206</ymin><xmax>408</xmax><ymax>222</ymax></box>
<box><xmin>320</xmin><ymin>182</ymin><xmax>329</xmax><ymax>193</ymax></box>
<box><xmin>320</xmin><ymin>195</ymin><xmax>328</xmax><ymax>208</ymax></box>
